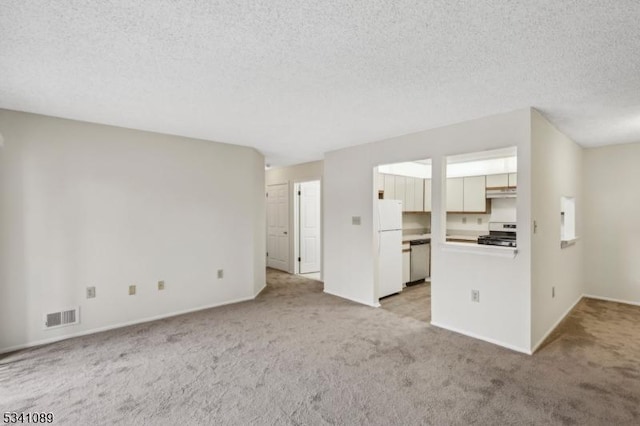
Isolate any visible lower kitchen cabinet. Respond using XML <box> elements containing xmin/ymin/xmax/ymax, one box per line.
<box><xmin>402</xmin><ymin>249</ymin><xmax>410</xmax><ymax>284</ymax></box>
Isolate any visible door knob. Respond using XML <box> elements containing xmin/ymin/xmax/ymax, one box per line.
<box><xmin>283</xmin><ymin>231</ymin><xmax>288</xmax><ymax>235</ymax></box>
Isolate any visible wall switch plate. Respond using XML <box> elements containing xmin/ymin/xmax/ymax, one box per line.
<box><xmin>462</xmin><ymin>217</ymin><xmax>467</xmax><ymax>224</ymax></box>
<box><xmin>86</xmin><ymin>286</ymin><xmax>96</xmax><ymax>299</ymax></box>
<box><xmin>477</xmin><ymin>217</ymin><xmax>482</xmax><ymax>225</ymax></box>
<box><xmin>352</xmin><ymin>216</ymin><xmax>361</xmax><ymax>225</ymax></box>
<box><xmin>471</xmin><ymin>290</ymin><xmax>480</xmax><ymax>303</ymax></box>
<box><xmin>217</xmin><ymin>269</ymin><xmax>224</xmax><ymax>279</ymax></box>
<box><xmin>129</xmin><ymin>285</ymin><xmax>136</xmax><ymax>295</ymax></box>
<box><xmin>158</xmin><ymin>280</ymin><xmax>165</xmax><ymax>290</ymax></box>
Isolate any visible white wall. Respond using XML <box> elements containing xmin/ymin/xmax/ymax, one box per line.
<box><xmin>0</xmin><ymin>110</ymin><xmax>265</xmax><ymax>353</ymax></box>
<box><xmin>324</xmin><ymin>109</ymin><xmax>533</xmax><ymax>352</ymax></box>
<box><xmin>266</xmin><ymin>161</ymin><xmax>323</xmax><ymax>274</ymax></box>
<box><xmin>530</xmin><ymin>110</ymin><xmax>584</xmax><ymax>350</ymax></box>
<box><xmin>583</xmin><ymin>143</ymin><xmax>640</xmax><ymax>305</ymax></box>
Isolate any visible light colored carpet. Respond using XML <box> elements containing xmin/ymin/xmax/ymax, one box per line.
<box><xmin>380</xmin><ymin>281</ymin><xmax>431</xmax><ymax>323</ymax></box>
<box><xmin>1</xmin><ymin>269</ymin><xmax>639</xmax><ymax>425</ymax></box>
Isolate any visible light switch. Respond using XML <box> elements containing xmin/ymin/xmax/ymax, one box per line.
<box><xmin>352</xmin><ymin>216</ymin><xmax>361</xmax><ymax>225</ymax></box>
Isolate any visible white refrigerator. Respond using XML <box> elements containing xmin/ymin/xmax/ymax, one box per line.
<box><xmin>376</xmin><ymin>199</ymin><xmax>403</xmax><ymax>299</ymax></box>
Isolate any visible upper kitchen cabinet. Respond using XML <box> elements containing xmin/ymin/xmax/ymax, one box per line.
<box><xmin>484</xmin><ymin>173</ymin><xmax>516</xmax><ymax>189</ymax></box>
<box><xmin>377</xmin><ymin>160</ymin><xmax>432</xmax><ymax>212</ymax></box>
<box><xmin>446</xmin><ymin>177</ymin><xmax>464</xmax><ymax>212</ymax></box>
<box><xmin>463</xmin><ymin>175</ymin><xmax>487</xmax><ymax>212</ymax></box>
<box><xmin>423</xmin><ymin>179</ymin><xmax>432</xmax><ymax>212</ymax></box>
<box><xmin>405</xmin><ymin>177</ymin><xmax>424</xmax><ymax>212</ymax></box>
<box><xmin>446</xmin><ymin>176</ymin><xmax>487</xmax><ymax>212</ymax></box>
<box><xmin>394</xmin><ymin>176</ymin><xmax>407</xmax><ymax>210</ymax></box>
<box><xmin>486</xmin><ymin>173</ymin><xmax>509</xmax><ymax>188</ymax></box>
<box><xmin>383</xmin><ymin>174</ymin><xmax>396</xmax><ymax>200</ymax></box>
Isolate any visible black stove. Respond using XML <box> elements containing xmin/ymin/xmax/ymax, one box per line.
<box><xmin>477</xmin><ymin>222</ymin><xmax>517</xmax><ymax>247</ymax></box>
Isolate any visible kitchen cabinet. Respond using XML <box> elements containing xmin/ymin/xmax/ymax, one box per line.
<box><xmin>405</xmin><ymin>177</ymin><xmax>415</xmax><ymax>211</ymax></box>
<box><xmin>403</xmin><ymin>177</ymin><xmax>424</xmax><ymax>212</ymax></box>
<box><xmin>423</xmin><ymin>179</ymin><xmax>432</xmax><ymax>212</ymax></box>
<box><xmin>463</xmin><ymin>176</ymin><xmax>487</xmax><ymax>212</ymax></box>
<box><xmin>508</xmin><ymin>173</ymin><xmax>517</xmax><ymax>188</ymax></box>
<box><xmin>446</xmin><ymin>177</ymin><xmax>464</xmax><ymax>212</ymax></box>
<box><xmin>486</xmin><ymin>173</ymin><xmax>508</xmax><ymax>188</ymax></box>
<box><xmin>381</xmin><ymin>174</ymin><xmax>427</xmax><ymax>212</ymax></box>
<box><xmin>447</xmin><ymin>176</ymin><xmax>487</xmax><ymax>212</ymax></box>
<box><xmin>383</xmin><ymin>174</ymin><xmax>395</xmax><ymax>200</ymax></box>
<box><xmin>413</xmin><ymin>178</ymin><xmax>424</xmax><ymax>212</ymax></box>
<box><xmin>402</xmin><ymin>249</ymin><xmax>410</xmax><ymax>284</ymax></box>
<box><xmin>395</xmin><ymin>176</ymin><xmax>406</xmax><ymax>210</ymax></box>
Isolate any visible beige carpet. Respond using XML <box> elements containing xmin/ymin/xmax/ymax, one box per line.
<box><xmin>1</xmin><ymin>269</ymin><xmax>639</xmax><ymax>425</ymax></box>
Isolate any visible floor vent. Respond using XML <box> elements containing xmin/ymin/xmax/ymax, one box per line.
<box><xmin>44</xmin><ymin>307</ymin><xmax>79</xmax><ymax>329</ymax></box>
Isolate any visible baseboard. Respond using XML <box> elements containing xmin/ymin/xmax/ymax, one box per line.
<box><xmin>254</xmin><ymin>284</ymin><xmax>267</xmax><ymax>298</ymax></box>
<box><xmin>430</xmin><ymin>321</ymin><xmax>531</xmax><ymax>355</ymax></box>
<box><xmin>323</xmin><ymin>289</ymin><xmax>380</xmax><ymax>308</ymax></box>
<box><xmin>531</xmin><ymin>294</ymin><xmax>583</xmax><ymax>354</ymax></box>
<box><xmin>583</xmin><ymin>294</ymin><xmax>640</xmax><ymax>307</ymax></box>
<box><xmin>0</xmin><ymin>294</ymin><xmax>258</xmax><ymax>355</ymax></box>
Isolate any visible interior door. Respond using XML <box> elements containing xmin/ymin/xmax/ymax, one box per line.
<box><xmin>267</xmin><ymin>183</ymin><xmax>289</xmax><ymax>271</ymax></box>
<box><xmin>299</xmin><ymin>180</ymin><xmax>321</xmax><ymax>274</ymax></box>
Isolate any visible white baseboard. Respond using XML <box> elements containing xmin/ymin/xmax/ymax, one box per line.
<box><xmin>430</xmin><ymin>321</ymin><xmax>531</xmax><ymax>355</ymax></box>
<box><xmin>0</xmin><ymin>294</ymin><xmax>258</xmax><ymax>355</ymax></box>
<box><xmin>583</xmin><ymin>294</ymin><xmax>640</xmax><ymax>307</ymax></box>
<box><xmin>323</xmin><ymin>289</ymin><xmax>380</xmax><ymax>308</ymax></box>
<box><xmin>531</xmin><ymin>294</ymin><xmax>583</xmax><ymax>354</ymax></box>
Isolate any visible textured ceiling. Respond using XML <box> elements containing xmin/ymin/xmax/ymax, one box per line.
<box><xmin>1</xmin><ymin>1</ymin><xmax>639</xmax><ymax>166</ymax></box>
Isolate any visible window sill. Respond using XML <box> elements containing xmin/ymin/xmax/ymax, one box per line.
<box><xmin>441</xmin><ymin>242</ymin><xmax>518</xmax><ymax>258</ymax></box>
<box><xmin>561</xmin><ymin>237</ymin><xmax>579</xmax><ymax>249</ymax></box>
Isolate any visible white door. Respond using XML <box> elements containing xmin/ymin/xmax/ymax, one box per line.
<box><xmin>267</xmin><ymin>183</ymin><xmax>289</xmax><ymax>271</ymax></box>
<box><xmin>299</xmin><ymin>181</ymin><xmax>321</xmax><ymax>274</ymax></box>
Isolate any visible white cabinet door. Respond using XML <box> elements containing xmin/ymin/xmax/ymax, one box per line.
<box><xmin>402</xmin><ymin>250</ymin><xmax>410</xmax><ymax>284</ymax></box>
<box><xmin>446</xmin><ymin>178</ymin><xmax>464</xmax><ymax>212</ymax></box>
<box><xmin>405</xmin><ymin>177</ymin><xmax>416</xmax><ymax>211</ymax></box>
<box><xmin>509</xmin><ymin>173</ymin><xmax>517</xmax><ymax>188</ymax></box>
<box><xmin>414</xmin><ymin>178</ymin><xmax>424</xmax><ymax>212</ymax></box>
<box><xmin>423</xmin><ymin>179</ymin><xmax>431</xmax><ymax>212</ymax></box>
<box><xmin>395</xmin><ymin>176</ymin><xmax>407</xmax><ymax>211</ymax></box>
<box><xmin>383</xmin><ymin>174</ymin><xmax>395</xmax><ymax>200</ymax></box>
<box><xmin>463</xmin><ymin>176</ymin><xmax>486</xmax><ymax>212</ymax></box>
<box><xmin>486</xmin><ymin>173</ymin><xmax>508</xmax><ymax>188</ymax></box>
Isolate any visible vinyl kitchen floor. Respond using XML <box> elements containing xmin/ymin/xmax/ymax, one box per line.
<box><xmin>380</xmin><ymin>281</ymin><xmax>431</xmax><ymax>323</ymax></box>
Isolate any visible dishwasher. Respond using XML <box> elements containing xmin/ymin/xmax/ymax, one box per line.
<box><xmin>409</xmin><ymin>239</ymin><xmax>430</xmax><ymax>283</ymax></box>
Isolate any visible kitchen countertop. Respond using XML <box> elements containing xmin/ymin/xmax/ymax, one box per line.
<box><xmin>402</xmin><ymin>233</ymin><xmax>487</xmax><ymax>244</ymax></box>
<box><xmin>402</xmin><ymin>233</ymin><xmax>431</xmax><ymax>243</ymax></box>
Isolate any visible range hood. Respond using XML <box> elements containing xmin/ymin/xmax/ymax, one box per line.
<box><xmin>486</xmin><ymin>187</ymin><xmax>516</xmax><ymax>198</ymax></box>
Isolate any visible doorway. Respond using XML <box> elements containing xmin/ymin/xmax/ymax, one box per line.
<box><xmin>295</xmin><ymin>180</ymin><xmax>321</xmax><ymax>280</ymax></box>
<box><xmin>266</xmin><ymin>183</ymin><xmax>289</xmax><ymax>272</ymax></box>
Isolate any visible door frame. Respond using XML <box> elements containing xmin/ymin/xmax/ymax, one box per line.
<box><xmin>294</xmin><ymin>179</ymin><xmax>323</xmax><ymax>277</ymax></box>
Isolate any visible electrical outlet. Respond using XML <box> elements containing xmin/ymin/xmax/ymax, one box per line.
<box><xmin>471</xmin><ymin>290</ymin><xmax>480</xmax><ymax>303</ymax></box>
<box><xmin>86</xmin><ymin>286</ymin><xmax>96</xmax><ymax>299</ymax></box>
<box><xmin>217</xmin><ymin>269</ymin><xmax>224</xmax><ymax>279</ymax></box>
<box><xmin>352</xmin><ymin>216</ymin><xmax>361</xmax><ymax>225</ymax></box>
<box><xmin>158</xmin><ymin>280</ymin><xmax>165</xmax><ymax>290</ymax></box>
<box><xmin>129</xmin><ymin>285</ymin><xmax>136</xmax><ymax>295</ymax></box>
<box><xmin>462</xmin><ymin>217</ymin><xmax>467</xmax><ymax>224</ymax></box>
<box><xmin>552</xmin><ymin>286</ymin><xmax>555</xmax><ymax>298</ymax></box>
<box><xmin>477</xmin><ymin>217</ymin><xmax>483</xmax><ymax>225</ymax></box>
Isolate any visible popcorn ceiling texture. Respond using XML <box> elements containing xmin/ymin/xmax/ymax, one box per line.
<box><xmin>1</xmin><ymin>1</ymin><xmax>639</xmax><ymax>165</ymax></box>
